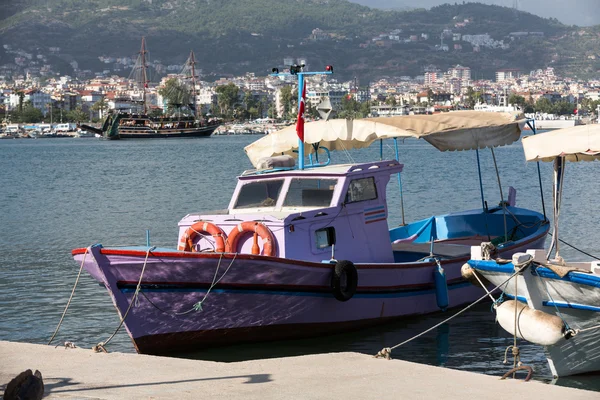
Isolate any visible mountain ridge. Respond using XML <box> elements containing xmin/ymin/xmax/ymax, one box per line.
<box><xmin>1</xmin><ymin>1</ymin><xmax>599</xmax><ymax>80</ymax></box>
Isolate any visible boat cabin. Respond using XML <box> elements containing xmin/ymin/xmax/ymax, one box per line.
<box><xmin>178</xmin><ymin>160</ymin><xmax>403</xmax><ymax>263</ymax></box>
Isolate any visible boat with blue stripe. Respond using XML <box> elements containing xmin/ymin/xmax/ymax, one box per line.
<box><xmin>465</xmin><ymin>123</ymin><xmax>600</xmax><ymax>378</ymax></box>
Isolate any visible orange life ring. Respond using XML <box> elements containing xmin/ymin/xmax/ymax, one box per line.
<box><xmin>178</xmin><ymin>221</ymin><xmax>227</xmax><ymax>252</ymax></box>
<box><xmin>225</xmin><ymin>221</ymin><xmax>276</xmax><ymax>256</ymax></box>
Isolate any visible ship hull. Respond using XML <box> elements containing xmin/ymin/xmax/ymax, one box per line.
<box><xmin>108</xmin><ymin>124</ymin><xmax>219</xmax><ymax>140</ymax></box>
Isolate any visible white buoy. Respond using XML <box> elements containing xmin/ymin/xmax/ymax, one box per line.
<box><xmin>496</xmin><ymin>300</ymin><xmax>565</xmax><ymax>346</ymax></box>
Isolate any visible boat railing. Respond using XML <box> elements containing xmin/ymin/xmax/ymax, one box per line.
<box><xmin>306</xmin><ymin>145</ymin><xmax>331</xmax><ymax>168</ymax></box>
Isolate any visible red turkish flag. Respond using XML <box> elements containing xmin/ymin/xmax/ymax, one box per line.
<box><xmin>296</xmin><ymin>82</ymin><xmax>306</xmax><ymax>142</ymax></box>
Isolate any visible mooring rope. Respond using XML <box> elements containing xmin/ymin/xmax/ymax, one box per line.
<box><xmin>374</xmin><ymin>266</ymin><xmax>524</xmax><ymax>359</ymax></box>
<box><xmin>509</xmin><ymin>268</ymin><xmax>521</xmax><ymax>377</ymax></box>
<box><xmin>471</xmin><ymin>266</ymin><xmax>497</xmax><ymax>303</ymax></box>
<box><xmin>546</xmin><ymin>232</ymin><xmax>600</xmax><ymax>261</ymax></box>
<box><xmin>490</xmin><ymin>147</ymin><xmax>508</xmax><ymax>244</ymax></box>
<box><xmin>47</xmin><ymin>246</ymin><xmax>90</xmax><ymax>346</ymax></box>
<box><xmin>138</xmin><ymin>252</ymin><xmax>239</xmax><ymax>317</ymax></box>
<box><xmin>177</xmin><ymin>252</ymin><xmax>238</xmax><ymax>315</ymax></box>
<box><xmin>93</xmin><ymin>246</ymin><xmax>155</xmax><ymax>353</ymax></box>
<box><xmin>574</xmin><ymin>323</ymin><xmax>600</xmax><ymax>334</ymax></box>
<box><xmin>501</xmin><ymin>365</ymin><xmax>533</xmax><ymax>382</ymax></box>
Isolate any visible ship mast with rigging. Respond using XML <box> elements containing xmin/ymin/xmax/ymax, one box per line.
<box><xmin>139</xmin><ymin>37</ymin><xmax>149</xmax><ymax>114</ymax></box>
<box><xmin>188</xmin><ymin>51</ymin><xmax>198</xmax><ymax>120</ymax></box>
<box><xmin>178</xmin><ymin>50</ymin><xmax>200</xmax><ymax>120</ymax></box>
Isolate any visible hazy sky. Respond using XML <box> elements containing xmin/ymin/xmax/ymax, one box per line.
<box><xmin>350</xmin><ymin>1</ymin><xmax>600</xmax><ymax>26</ymax></box>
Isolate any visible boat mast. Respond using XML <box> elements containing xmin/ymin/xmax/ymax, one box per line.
<box><xmin>139</xmin><ymin>37</ymin><xmax>149</xmax><ymax>114</ymax></box>
<box><xmin>270</xmin><ymin>64</ymin><xmax>333</xmax><ymax>170</ymax></box>
<box><xmin>189</xmin><ymin>51</ymin><xmax>198</xmax><ymax>120</ymax></box>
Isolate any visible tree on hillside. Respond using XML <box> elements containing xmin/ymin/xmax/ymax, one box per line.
<box><xmin>16</xmin><ymin>91</ymin><xmax>25</xmax><ymax>113</ymax></box>
<box><xmin>360</xmin><ymin>100</ymin><xmax>371</xmax><ymax>117</ymax></box>
<box><xmin>465</xmin><ymin>87</ymin><xmax>483</xmax><ymax>109</ymax></box>
<box><xmin>267</xmin><ymin>104</ymin><xmax>277</xmax><ymax>119</ymax></box>
<box><xmin>508</xmin><ymin>93</ymin><xmax>534</xmax><ymax>112</ymax></box>
<box><xmin>241</xmin><ymin>90</ymin><xmax>261</xmax><ymax>120</ymax></box>
<box><xmin>426</xmin><ymin>88</ymin><xmax>434</xmax><ymax>105</ymax></box>
<box><xmin>534</xmin><ymin>97</ymin><xmax>553</xmax><ymax>114</ymax></box>
<box><xmin>159</xmin><ymin>78</ymin><xmax>191</xmax><ymax>114</ymax></box>
<box><xmin>579</xmin><ymin>98</ymin><xmax>600</xmax><ymax>115</ymax></box>
<box><xmin>508</xmin><ymin>94</ymin><xmax>526</xmax><ymax>108</ymax></box>
<box><xmin>215</xmin><ymin>83</ymin><xmax>240</xmax><ymax>119</ymax></box>
<box><xmin>552</xmin><ymin>100</ymin><xmax>576</xmax><ymax>115</ymax></box>
<box><xmin>280</xmin><ymin>86</ymin><xmax>295</xmax><ymax>120</ymax></box>
<box><xmin>338</xmin><ymin>95</ymin><xmax>368</xmax><ymax>119</ymax></box>
<box><xmin>66</xmin><ymin>107</ymin><xmax>87</xmax><ymax>123</ymax></box>
<box><xmin>91</xmin><ymin>97</ymin><xmax>109</xmax><ymax>119</ymax></box>
<box><xmin>13</xmin><ymin>101</ymin><xmax>43</xmax><ymax>123</ymax></box>
<box><xmin>257</xmin><ymin>97</ymin><xmax>268</xmax><ymax>119</ymax></box>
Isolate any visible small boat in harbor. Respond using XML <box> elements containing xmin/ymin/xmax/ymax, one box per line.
<box><xmin>73</xmin><ymin>129</ymin><xmax>96</xmax><ymax>138</ymax></box>
<box><xmin>72</xmin><ymin>111</ymin><xmax>548</xmax><ymax>355</ymax></box>
<box><xmin>466</xmin><ymin>124</ymin><xmax>600</xmax><ymax>378</ymax></box>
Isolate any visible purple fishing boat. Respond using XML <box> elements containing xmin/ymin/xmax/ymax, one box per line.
<box><xmin>72</xmin><ymin>112</ymin><xmax>549</xmax><ymax>355</ymax></box>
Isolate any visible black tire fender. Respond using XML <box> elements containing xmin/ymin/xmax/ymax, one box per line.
<box><xmin>331</xmin><ymin>260</ymin><xmax>358</xmax><ymax>302</ymax></box>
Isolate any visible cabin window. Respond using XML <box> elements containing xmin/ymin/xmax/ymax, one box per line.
<box><xmin>283</xmin><ymin>178</ymin><xmax>337</xmax><ymax>207</ymax></box>
<box><xmin>315</xmin><ymin>227</ymin><xmax>336</xmax><ymax>249</ymax></box>
<box><xmin>345</xmin><ymin>177</ymin><xmax>377</xmax><ymax>203</ymax></box>
<box><xmin>234</xmin><ymin>179</ymin><xmax>284</xmax><ymax>209</ymax></box>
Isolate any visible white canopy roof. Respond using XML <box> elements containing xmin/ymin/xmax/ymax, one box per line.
<box><xmin>245</xmin><ymin>111</ymin><xmax>526</xmax><ymax>167</ymax></box>
<box><xmin>522</xmin><ymin>124</ymin><xmax>600</xmax><ymax>162</ymax></box>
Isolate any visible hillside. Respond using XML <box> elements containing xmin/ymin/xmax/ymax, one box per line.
<box><xmin>1</xmin><ymin>0</ymin><xmax>599</xmax><ymax>80</ymax></box>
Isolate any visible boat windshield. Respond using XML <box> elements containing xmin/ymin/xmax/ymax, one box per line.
<box><xmin>283</xmin><ymin>178</ymin><xmax>337</xmax><ymax>208</ymax></box>
<box><xmin>234</xmin><ymin>179</ymin><xmax>285</xmax><ymax>209</ymax></box>
<box><xmin>344</xmin><ymin>177</ymin><xmax>378</xmax><ymax>203</ymax></box>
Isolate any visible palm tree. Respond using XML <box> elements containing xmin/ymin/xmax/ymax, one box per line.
<box><xmin>91</xmin><ymin>97</ymin><xmax>109</xmax><ymax>119</ymax></box>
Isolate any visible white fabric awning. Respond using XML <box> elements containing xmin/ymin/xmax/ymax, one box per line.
<box><xmin>245</xmin><ymin>111</ymin><xmax>526</xmax><ymax>167</ymax></box>
<box><xmin>522</xmin><ymin>124</ymin><xmax>600</xmax><ymax>162</ymax></box>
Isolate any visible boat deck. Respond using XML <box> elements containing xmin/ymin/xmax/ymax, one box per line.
<box><xmin>391</xmin><ymin>241</ymin><xmax>471</xmax><ymax>258</ymax></box>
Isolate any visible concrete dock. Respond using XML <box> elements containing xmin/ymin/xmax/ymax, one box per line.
<box><xmin>1</xmin><ymin>340</ymin><xmax>597</xmax><ymax>399</ymax></box>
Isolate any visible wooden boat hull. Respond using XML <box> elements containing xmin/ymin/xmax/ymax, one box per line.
<box><xmin>73</xmin><ymin>231</ymin><xmax>547</xmax><ymax>355</ymax></box>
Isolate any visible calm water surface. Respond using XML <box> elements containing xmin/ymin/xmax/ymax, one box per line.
<box><xmin>1</xmin><ymin>135</ymin><xmax>599</xmax><ymax>391</ymax></box>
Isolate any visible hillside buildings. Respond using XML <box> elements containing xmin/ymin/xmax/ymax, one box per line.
<box><xmin>1</xmin><ymin>56</ymin><xmax>599</xmax><ymax>125</ymax></box>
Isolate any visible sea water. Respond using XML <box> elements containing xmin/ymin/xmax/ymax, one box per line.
<box><xmin>0</xmin><ymin>135</ymin><xmax>598</xmax><ymax>391</ymax></box>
